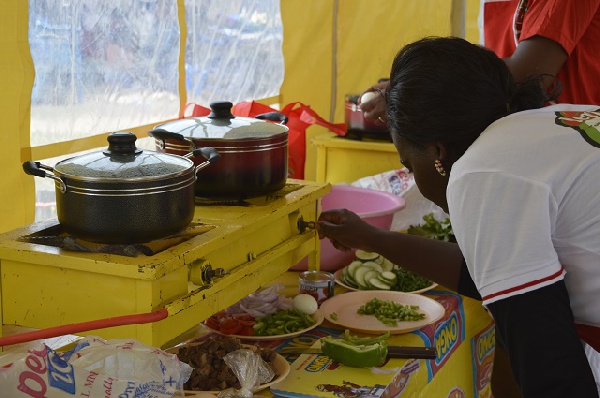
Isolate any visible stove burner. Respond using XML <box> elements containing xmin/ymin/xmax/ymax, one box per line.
<box><xmin>18</xmin><ymin>222</ymin><xmax>215</xmax><ymax>257</ymax></box>
<box><xmin>195</xmin><ymin>197</ymin><xmax>252</xmax><ymax>206</ymax></box>
<box><xmin>195</xmin><ymin>183</ymin><xmax>303</xmax><ymax>206</ymax></box>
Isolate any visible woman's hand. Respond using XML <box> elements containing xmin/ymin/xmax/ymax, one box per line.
<box><xmin>316</xmin><ymin>209</ymin><xmax>380</xmax><ymax>252</ymax></box>
<box><xmin>359</xmin><ymin>81</ymin><xmax>389</xmax><ymax>121</ymax></box>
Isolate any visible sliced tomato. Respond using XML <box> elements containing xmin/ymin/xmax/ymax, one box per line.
<box><xmin>236</xmin><ymin>319</ymin><xmax>256</xmax><ymax>327</ymax></box>
<box><xmin>219</xmin><ymin>323</ymin><xmax>243</xmax><ymax>335</ymax></box>
<box><xmin>238</xmin><ymin>326</ymin><xmax>255</xmax><ymax>336</ymax></box>
<box><xmin>218</xmin><ymin>317</ymin><xmax>244</xmax><ymax>334</ymax></box>
<box><xmin>233</xmin><ymin>314</ymin><xmax>255</xmax><ymax>322</ymax></box>
<box><xmin>204</xmin><ymin>317</ymin><xmax>220</xmax><ymax>330</ymax></box>
<box><xmin>204</xmin><ymin>312</ymin><xmax>257</xmax><ymax>336</ymax></box>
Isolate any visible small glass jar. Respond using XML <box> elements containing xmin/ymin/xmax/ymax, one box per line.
<box><xmin>299</xmin><ymin>270</ymin><xmax>334</xmax><ymax>305</ymax></box>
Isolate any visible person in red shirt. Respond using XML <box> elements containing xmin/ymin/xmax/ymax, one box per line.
<box><xmin>361</xmin><ymin>0</ymin><xmax>600</xmax><ymax>119</ymax></box>
<box><xmin>482</xmin><ymin>0</ymin><xmax>600</xmax><ymax>105</ymax></box>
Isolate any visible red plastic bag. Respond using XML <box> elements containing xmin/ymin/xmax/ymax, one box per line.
<box><xmin>181</xmin><ymin>102</ymin><xmax>210</xmax><ymax>118</ymax></box>
<box><xmin>182</xmin><ymin>101</ymin><xmax>347</xmax><ymax>179</ymax></box>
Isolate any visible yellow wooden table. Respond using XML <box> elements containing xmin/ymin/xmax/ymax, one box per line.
<box><xmin>313</xmin><ymin>133</ymin><xmax>403</xmax><ymax>184</ymax></box>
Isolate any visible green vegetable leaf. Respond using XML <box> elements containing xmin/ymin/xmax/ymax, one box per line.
<box><xmin>406</xmin><ymin>213</ymin><xmax>456</xmax><ymax>243</ymax></box>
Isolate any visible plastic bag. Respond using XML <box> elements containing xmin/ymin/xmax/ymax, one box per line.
<box><xmin>0</xmin><ymin>336</ymin><xmax>192</xmax><ymax>397</ymax></box>
<box><xmin>350</xmin><ymin>168</ymin><xmax>415</xmax><ymax>196</ymax></box>
<box><xmin>217</xmin><ymin>349</ymin><xmax>275</xmax><ymax>398</ymax></box>
<box><xmin>350</xmin><ymin>168</ymin><xmax>449</xmax><ymax>231</ymax></box>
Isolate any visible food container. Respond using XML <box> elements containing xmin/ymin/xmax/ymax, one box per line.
<box><xmin>299</xmin><ymin>270</ymin><xmax>334</xmax><ymax>305</ymax></box>
<box><xmin>291</xmin><ymin>184</ymin><xmax>406</xmax><ymax>271</ymax></box>
<box><xmin>344</xmin><ymin>94</ymin><xmax>390</xmax><ymax>141</ymax></box>
<box><xmin>148</xmin><ymin>101</ymin><xmax>289</xmax><ymax>199</ymax></box>
<box><xmin>22</xmin><ymin>132</ymin><xmax>219</xmax><ymax>244</ymax></box>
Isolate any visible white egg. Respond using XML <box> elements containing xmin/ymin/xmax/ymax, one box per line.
<box><xmin>293</xmin><ymin>294</ymin><xmax>318</xmax><ymax>315</ymax></box>
<box><xmin>360</xmin><ymin>91</ymin><xmax>379</xmax><ymax>104</ymax></box>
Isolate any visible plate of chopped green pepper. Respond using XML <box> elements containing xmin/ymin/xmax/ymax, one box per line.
<box><xmin>320</xmin><ymin>291</ymin><xmax>445</xmax><ymax>334</ymax></box>
<box><xmin>205</xmin><ymin>309</ymin><xmax>324</xmax><ymax>341</ymax></box>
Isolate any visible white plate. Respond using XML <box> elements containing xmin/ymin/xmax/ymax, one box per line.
<box><xmin>167</xmin><ymin>343</ymin><xmax>291</xmax><ymax>396</ymax></box>
<box><xmin>204</xmin><ymin>309</ymin><xmax>324</xmax><ymax>341</ymax></box>
<box><xmin>333</xmin><ymin>268</ymin><xmax>438</xmax><ymax>294</ymax></box>
<box><xmin>319</xmin><ymin>290</ymin><xmax>445</xmax><ymax>334</ymax></box>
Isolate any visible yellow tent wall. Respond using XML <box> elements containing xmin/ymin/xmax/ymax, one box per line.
<box><xmin>280</xmin><ymin>0</ymin><xmax>480</xmax><ymax>180</ymax></box>
<box><xmin>0</xmin><ymin>0</ymin><xmax>480</xmax><ymax>234</ymax></box>
<box><xmin>0</xmin><ymin>2</ymin><xmax>35</xmax><ymax>233</ymax></box>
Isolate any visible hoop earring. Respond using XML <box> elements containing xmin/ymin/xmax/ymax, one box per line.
<box><xmin>434</xmin><ymin>159</ymin><xmax>447</xmax><ymax>177</ymax></box>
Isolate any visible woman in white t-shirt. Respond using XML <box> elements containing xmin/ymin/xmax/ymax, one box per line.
<box><xmin>317</xmin><ymin>36</ymin><xmax>600</xmax><ymax>397</ymax></box>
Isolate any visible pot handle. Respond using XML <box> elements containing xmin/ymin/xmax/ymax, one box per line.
<box><xmin>22</xmin><ymin>161</ymin><xmax>67</xmax><ymax>193</ymax></box>
<box><xmin>148</xmin><ymin>128</ymin><xmax>194</xmax><ymax>150</ymax></box>
<box><xmin>255</xmin><ymin>112</ymin><xmax>289</xmax><ymax>125</ymax></box>
<box><xmin>190</xmin><ymin>147</ymin><xmax>220</xmax><ymax>173</ymax></box>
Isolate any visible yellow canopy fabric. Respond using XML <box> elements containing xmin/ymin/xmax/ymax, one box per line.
<box><xmin>1</xmin><ymin>2</ymin><xmax>35</xmax><ymax>232</ymax></box>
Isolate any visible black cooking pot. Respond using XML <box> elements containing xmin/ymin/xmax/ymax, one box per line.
<box><xmin>22</xmin><ymin>132</ymin><xmax>220</xmax><ymax>244</ymax></box>
<box><xmin>148</xmin><ymin>101</ymin><xmax>289</xmax><ymax>199</ymax></box>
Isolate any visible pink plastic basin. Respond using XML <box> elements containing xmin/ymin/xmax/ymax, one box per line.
<box><xmin>291</xmin><ymin>184</ymin><xmax>405</xmax><ymax>271</ymax></box>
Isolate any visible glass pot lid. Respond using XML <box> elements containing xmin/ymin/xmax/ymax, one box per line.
<box><xmin>153</xmin><ymin>101</ymin><xmax>289</xmax><ymax>140</ymax></box>
<box><xmin>54</xmin><ymin>132</ymin><xmax>192</xmax><ymax>179</ymax></box>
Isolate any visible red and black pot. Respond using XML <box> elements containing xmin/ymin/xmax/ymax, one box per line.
<box><xmin>148</xmin><ymin>101</ymin><xmax>289</xmax><ymax>199</ymax></box>
<box><xmin>22</xmin><ymin>132</ymin><xmax>220</xmax><ymax>244</ymax></box>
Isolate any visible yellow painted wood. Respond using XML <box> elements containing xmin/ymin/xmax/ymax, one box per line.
<box><xmin>313</xmin><ymin>133</ymin><xmax>403</xmax><ymax>184</ymax></box>
<box><xmin>0</xmin><ymin>181</ymin><xmax>328</xmax><ymax>278</ymax></box>
<box><xmin>0</xmin><ymin>181</ymin><xmax>330</xmax><ymax>347</ymax></box>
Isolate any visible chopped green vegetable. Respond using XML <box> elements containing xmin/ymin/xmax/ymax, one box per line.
<box><xmin>406</xmin><ymin>213</ymin><xmax>456</xmax><ymax>243</ymax></box>
<box><xmin>357</xmin><ymin>298</ymin><xmax>426</xmax><ymax>325</ymax></box>
<box><xmin>392</xmin><ymin>267</ymin><xmax>433</xmax><ymax>292</ymax></box>
<box><xmin>330</xmin><ymin>312</ymin><xmax>338</xmax><ymax>321</ymax></box>
<box><xmin>253</xmin><ymin>309</ymin><xmax>315</xmax><ymax>336</ymax></box>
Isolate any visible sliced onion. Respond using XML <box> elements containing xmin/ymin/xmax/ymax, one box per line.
<box><xmin>225</xmin><ymin>284</ymin><xmax>291</xmax><ymax>317</ymax></box>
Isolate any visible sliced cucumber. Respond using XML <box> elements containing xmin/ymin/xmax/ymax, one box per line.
<box><xmin>355</xmin><ymin>250</ymin><xmax>381</xmax><ymax>262</ymax></box>
<box><xmin>380</xmin><ymin>272</ymin><xmax>396</xmax><ymax>281</ymax></box>
<box><xmin>361</xmin><ymin>261</ymin><xmax>384</xmax><ymax>273</ymax></box>
<box><xmin>381</xmin><ymin>257</ymin><xmax>394</xmax><ymax>272</ymax></box>
<box><xmin>353</xmin><ymin>266</ymin><xmax>372</xmax><ymax>289</ymax></box>
<box><xmin>369</xmin><ymin>278</ymin><xmax>392</xmax><ymax>290</ymax></box>
<box><xmin>347</xmin><ymin>261</ymin><xmax>362</xmax><ymax>280</ymax></box>
<box><xmin>377</xmin><ymin>271</ymin><xmax>397</xmax><ymax>287</ymax></box>
<box><xmin>342</xmin><ymin>264</ymin><xmax>351</xmax><ymax>280</ymax></box>
<box><xmin>362</xmin><ymin>270</ymin><xmax>380</xmax><ymax>289</ymax></box>
<box><xmin>342</xmin><ymin>273</ymin><xmax>358</xmax><ymax>288</ymax></box>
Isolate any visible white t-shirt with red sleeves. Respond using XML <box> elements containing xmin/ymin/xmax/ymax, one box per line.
<box><xmin>447</xmin><ymin>104</ymin><xmax>600</xmax><ymax>330</ymax></box>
